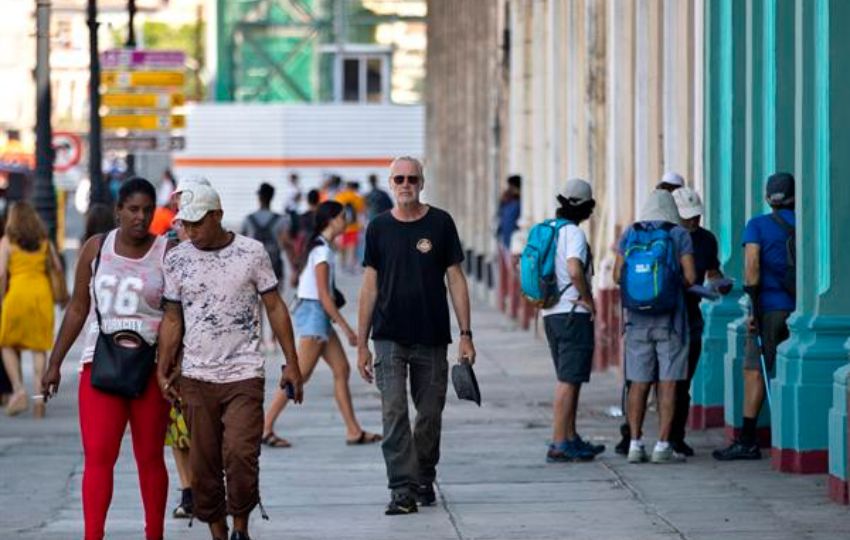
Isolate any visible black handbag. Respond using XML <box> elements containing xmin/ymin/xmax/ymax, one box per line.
<box><xmin>333</xmin><ymin>286</ymin><xmax>346</xmax><ymax>309</ymax></box>
<box><xmin>89</xmin><ymin>236</ymin><xmax>157</xmax><ymax>398</ymax></box>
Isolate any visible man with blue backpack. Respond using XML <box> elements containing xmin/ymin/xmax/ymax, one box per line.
<box><xmin>521</xmin><ymin>178</ymin><xmax>605</xmax><ymax>462</ymax></box>
<box><xmin>713</xmin><ymin>173</ymin><xmax>796</xmax><ymax>461</ymax></box>
<box><xmin>614</xmin><ymin>189</ymin><xmax>696</xmax><ymax>464</ymax></box>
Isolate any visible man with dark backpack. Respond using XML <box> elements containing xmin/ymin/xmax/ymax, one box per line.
<box><xmin>614</xmin><ymin>189</ymin><xmax>696</xmax><ymax>464</ymax></box>
<box><xmin>242</xmin><ymin>183</ymin><xmax>297</xmax><ymax>284</ymax></box>
<box><xmin>713</xmin><ymin>172</ymin><xmax>795</xmax><ymax>461</ymax></box>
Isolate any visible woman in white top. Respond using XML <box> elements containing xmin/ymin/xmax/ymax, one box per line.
<box><xmin>262</xmin><ymin>201</ymin><xmax>381</xmax><ymax>447</ymax></box>
<box><xmin>41</xmin><ymin>178</ymin><xmax>173</xmax><ymax>540</ymax></box>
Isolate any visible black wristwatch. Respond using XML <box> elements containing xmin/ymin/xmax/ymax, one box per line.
<box><xmin>460</xmin><ymin>329</ymin><xmax>473</xmax><ymax>339</ymax></box>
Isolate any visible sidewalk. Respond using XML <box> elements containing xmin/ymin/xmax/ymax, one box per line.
<box><xmin>1</xmin><ymin>270</ymin><xmax>846</xmax><ymax>539</ymax></box>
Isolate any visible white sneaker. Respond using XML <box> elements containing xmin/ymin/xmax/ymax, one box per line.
<box><xmin>651</xmin><ymin>445</ymin><xmax>687</xmax><ymax>463</ymax></box>
<box><xmin>627</xmin><ymin>445</ymin><xmax>648</xmax><ymax>463</ymax></box>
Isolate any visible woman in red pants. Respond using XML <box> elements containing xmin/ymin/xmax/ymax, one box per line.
<box><xmin>42</xmin><ymin>178</ymin><xmax>172</xmax><ymax>540</ymax></box>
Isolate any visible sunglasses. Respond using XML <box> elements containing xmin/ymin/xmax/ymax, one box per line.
<box><xmin>392</xmin><ymin>175</ymin><xmax>420</xmax><ymax>186</ymax></box>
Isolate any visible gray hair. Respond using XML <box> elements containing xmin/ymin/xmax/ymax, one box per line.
<box><xmin>389</xmin><ymin>156</ymin><xmax>425</xmax><ymax>182</ymax></box>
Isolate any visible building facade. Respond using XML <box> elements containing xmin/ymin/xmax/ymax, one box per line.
<box><xmin>425</xmin><ymin>0</ymin><xmax>850</xmax><ymax>503</ymax></box>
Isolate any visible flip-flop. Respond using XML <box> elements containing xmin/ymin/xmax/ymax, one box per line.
<box><xmin>346</xmin><ymin>431</ymin><xmax>382</xmax><ymax>446</ymax></box>
<box><xmin>262</xmin><ymin>433</ymin><xmax>292</xmax><ymax>448</ymax></box>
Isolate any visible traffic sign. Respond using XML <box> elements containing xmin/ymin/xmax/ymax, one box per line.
<box><xmin>102</xmin><ymin>114</ymin><xmax>186</xmax><ymax>131</ymax></box>
<box><xmin>101</xmin><ymin>49</ymin><xmax>186</xmax><ymax>69</ymax></box>
<box><xmin>52</xmin><ymin>132</ymin><xmax>82</xmax><ymax>173</ymax></box>
<box><xmin>102</xmin><ymin>93</ymin><xmax>185</xmax><ymax>109</ymax></box>
<box><xmin>101</xmin><ymin>70</ymin><xmax>185</xmax><ymax>88</ymax></box>
<box><xmin>103</xmin><ymin>136</ymin><xmax>186</xmax><ymax>152</ymax></box>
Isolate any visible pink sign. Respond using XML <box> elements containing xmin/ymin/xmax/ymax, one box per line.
<box><xmin>101</xmin><ymin>49</ymin><xmax>186</xmax><ymax>69</ymax></box>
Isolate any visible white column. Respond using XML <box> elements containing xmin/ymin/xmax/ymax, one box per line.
<box><xmin>546</xmin><ymin>0</ymin><xmax>565</xmax><ymax>217</ymax></box>
<box><xmin>530</xmin><ymin>0</ymin><xmax>548</xmax><ymax>223</ymax></box>
<box><xmin>692</xmin><ymin>0</ymin><xmax>705</xmax><ymax>195</ymax></box>
<box><xmin>565</xmin><ymin>0</ymin><xmax>589</xmax><ymax>181</ymax></box>
<box><xmin>662</xmin><ymin>0</ymin><xmax>694</xmax><ymax>182</ymax></box>
<box><xmin>508</xmin><ymin>1</ymin><xmax>534</xmax><ymax>231</ymax></box>
<box><xmin>606</xmin><ymin>0</ymin><xmax>635</xmax><ymax>231</ymax></box>
<box><xmin>633</xmin><ymin>0</ymin><xmax>663</xmax><ymax>214</ymax></box>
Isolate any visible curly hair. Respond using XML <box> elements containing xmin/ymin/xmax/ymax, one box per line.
<box><xmin>5</xmin><ymin>201</ymin><xmax>48</xmax><ymax>252</ymax></box>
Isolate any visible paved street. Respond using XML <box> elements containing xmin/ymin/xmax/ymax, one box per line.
<box><xmin>1</xmin><ymin>272</ymin><xmax>847</xmax><ymax>540</ymax></box>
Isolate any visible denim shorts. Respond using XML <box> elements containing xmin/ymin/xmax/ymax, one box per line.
<box><xmin>293</xmin><ymin>299</ymin><xmax>332</xmax><ymax>342</ymax></box>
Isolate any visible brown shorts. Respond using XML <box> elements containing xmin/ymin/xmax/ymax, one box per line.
<box><xmin>181</xmin><ymin>376</ymin><xmax>264</xmax><ymax>523</ymax></box>
<box><xmin>743</xmin><ymin>310</ymin><xmax>791</xmax><ymax>372</ymax></box>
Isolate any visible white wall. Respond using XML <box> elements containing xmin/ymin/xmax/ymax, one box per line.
<box><xmin>174</xmin><ymin>103</ymin><xmax>424</xmax><ymax>225</ymax></box>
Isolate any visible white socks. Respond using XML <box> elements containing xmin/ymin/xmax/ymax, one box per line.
<box><xmin>631</xmin><ymin>440</ymin><xmax>670</xmax><ymax>452</ymax></box>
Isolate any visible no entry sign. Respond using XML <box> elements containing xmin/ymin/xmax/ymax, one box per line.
<box><xmin>52</xmin><ymin>131</ymin><xmax>82</xmax><ymax>173</ymax></box>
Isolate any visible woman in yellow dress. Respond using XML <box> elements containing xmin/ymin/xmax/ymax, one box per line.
<box><xmin>0</xmin><ymin>201</ymin><xmax>63</xmax><ymax>417</ymax></box>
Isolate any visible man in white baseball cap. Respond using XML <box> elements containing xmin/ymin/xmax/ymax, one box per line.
<box><xmin>158</xmin><ymin>182</ymin><xmax>304</xmax><ymax>540</ymax></box>
<box><xmin>670</xmin><ymin>186</ymin><xmax>730</xmax><ymax>457</ymax></box>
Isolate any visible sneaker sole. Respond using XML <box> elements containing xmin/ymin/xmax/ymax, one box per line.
<box><xmin>712</xmin><ymin>453</ymin><xmax>762</xmax><ymax>461</ymax></box>
<box><xmin>546</xmin><ymin>455</ymin><xmax>595</xmax><ymax>463</ymax></box>
<box><xmin>385</xmin><ymin>506</ymin><xmax>419</xmax><ymax>516</ymax></box>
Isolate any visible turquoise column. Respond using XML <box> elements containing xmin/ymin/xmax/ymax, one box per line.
<box><xmin>828</xmin><ymin>364</ymin><xmax>849</xmax><ymax>502</ymax></box>
<box><xmin>721</xmin><ymin>0</ymin><xmax>773</xmax><ymax>444</ymax></box>
<box><xmin>771</xmin><ymin>0</ymin><xmax>850</xmax><ymax>474</ymax></box>
<box><xmin>693</xmin><ymin>0</ymin><xmax>748</xmax><ymax>431</ymax></box>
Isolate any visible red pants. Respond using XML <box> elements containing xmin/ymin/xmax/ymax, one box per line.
<box><xmin>78</xmin><ymin>365</ymin><xmax>170</xmax><ymax>540</ymax></box>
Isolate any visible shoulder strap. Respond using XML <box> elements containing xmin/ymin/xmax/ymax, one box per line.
<box><xmin>770</xmin><ymin>211</ymin><xmax>795</xmax><ymax>236</ymax></box>
<box><xmin>250</xmin><ymin>213</ymin><xmax>279</xmax><ymax>235</ymax></box>
<box><xmin>92</xmin><ymin>232</ymin><xmax>108</xmax><ymax>329</ymax></box>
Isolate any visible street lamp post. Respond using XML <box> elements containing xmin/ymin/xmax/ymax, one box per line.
<box><xmin>88</xmin><ymin>0</ymin><xmax>106</xmax><ymax>204</ymax></box>
<box><xmin>34</xmin><ymin>0</ymin><xmax>57</xmax><ymax>240</ymax></box>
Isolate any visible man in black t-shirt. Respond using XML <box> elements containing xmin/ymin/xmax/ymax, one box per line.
<box><xmin>671</xmin><ymin>187</ymin><xmax>731</xmax><ymax>456</ymax></box>
<box><xmin>357</xmin><ymin>156</ymin><xmax>476</xmax><ymax>516</ymax></box>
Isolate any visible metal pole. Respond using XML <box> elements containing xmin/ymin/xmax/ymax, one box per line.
<box><xmin>126</xmin><ymin>0</ymin><xmax>136</xmax><ymax>48</ymax></box>
<box><xmin>87</xmin><ymin>0</ymin><xmax>106</xmax><ymax>204</ymax></box>
<box><xmin>124</xmin><ymin>0</ymin><xmax>136</xmax><ymax>177</ymax></box>
<box><xmin>34</xmin><ymin>0</ymin><xmax>57</xmax><ymax>241</ymax></box>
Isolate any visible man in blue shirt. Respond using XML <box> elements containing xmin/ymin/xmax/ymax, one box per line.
<box><xmin>713</xmin><ymin>172</ymin><xmax>796</xmax><ymax>461</ymax></box>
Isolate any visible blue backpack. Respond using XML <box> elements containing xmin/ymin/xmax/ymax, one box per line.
<box><xmin>520</xmin><ymin>218</ymin><xmax>572</xmax><ymax>308</ymax></box>
<box><xmin>620</xmin><ymin>223</ymin><xmax>681</xmax><ymax>314</ymax></box>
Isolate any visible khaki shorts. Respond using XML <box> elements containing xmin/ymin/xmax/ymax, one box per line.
<box><xmin>625</xmin><ymin>327</ymin><xmax>689</xmax><ymax>382</ymax></box>
<box><xmin>743</xmin><ymin>310</ymin><xmax>791</xmax><ymax>372</ymax></box>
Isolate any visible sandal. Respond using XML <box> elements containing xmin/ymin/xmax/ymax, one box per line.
<box><xmin>346</xmin><ymin>431</ymin><xmax>382</xmax><ymax>446</ymax></box>
<box><xmin>5</xmin><ymin>390</ymin><xmax>27</xmax><ymax>417</ymax></box>
<box><xmin>261</xmin><ymin>433</ymin><xmax>292</xmax><ymax>448</ymax></box>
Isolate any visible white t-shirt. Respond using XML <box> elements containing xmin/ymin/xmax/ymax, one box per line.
<box><xmin>541</xmin><ymin>223</ymin><xmax>593</xmax><ymax>316</ymax></box>
<box><xmin>296</xmin><ymin>239</ymin><xmax>334</xmax><ymax>300</ymax></box>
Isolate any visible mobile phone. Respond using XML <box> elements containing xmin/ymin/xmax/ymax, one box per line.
<box><xmin>284</xmin><ymin>381</ymin><xmax>295</xmax><ymax>400</ymax></box>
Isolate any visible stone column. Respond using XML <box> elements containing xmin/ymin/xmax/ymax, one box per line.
<box><xmin>698</xmin><ymin>0</ymin><xmax>748</xmax><ymax>432</ymax></box>
<box><xmin>771</xmin><ymin>0</ymin><xmax>850</xmax><ymax>474</ymax></box>
<box><xmin>546</xmin><ymin>0</ymin><xmax>564</xmax><ymax>216</ymax></box>
<box><xmin>633</xmin><ymin>0</ymin><xmax>662</xmax><ymax>211</ymax></box>
<box><xmin>661</xmin><ymin>0</ymin><xmax>694</xmax><ymax>179</ymax></box>
<box><xmin>565</xmin><ymin>0</ymin><xmax>589</xmax><ymax>183</ymax></box>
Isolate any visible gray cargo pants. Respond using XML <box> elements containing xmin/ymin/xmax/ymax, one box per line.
<box><xmin>373</xmin><ymin>340</ymin><xmax>449</xmax><ymax>496</ymax></box>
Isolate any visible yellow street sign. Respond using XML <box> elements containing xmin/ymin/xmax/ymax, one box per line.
<box><xmin>102</xmin><ymin>93</ymin><xmax>185</xmax><ymax>108</ymax></box>
<box><xmin>102</xmin><ymin>114</ymin><xmax>186</xmax><ymax>131</ymax></box>
<box><xmin>101</xmin><ymin>70</ymin><xmax>185</xmax><ymax>88</ymax></box>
